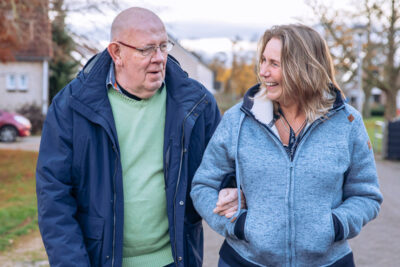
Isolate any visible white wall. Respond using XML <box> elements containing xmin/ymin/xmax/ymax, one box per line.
<box><xmin>0</xmin><ymin>61</ymin><xmax>44</xmax><ymax>112</ymax></box>
<box><xmin>169</xmin><ymin>45</ymin><xmax>214</xmax><ymax>93</ymax></box>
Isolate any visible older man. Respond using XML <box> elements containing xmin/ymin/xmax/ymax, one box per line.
<box><xmin>36</xmin><ymin>7</ymin><xmax>241</xmax><ymax>267</ymax></box>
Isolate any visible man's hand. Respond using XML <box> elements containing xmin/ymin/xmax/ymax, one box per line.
<box><xmin>213</xmin><ymin>188</ymin><xmax>246</xmax><ymax>218</ymax></box>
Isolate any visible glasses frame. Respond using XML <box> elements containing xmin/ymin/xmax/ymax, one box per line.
<box><xmin>115</xmin><ymin>40</ymin><xmax>175</xmax><ymax>56</ymax></box>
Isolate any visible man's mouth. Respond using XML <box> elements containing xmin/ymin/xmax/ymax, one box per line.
<box><xmin>148</xmin><ymin>71</ymin><xmax>161</xmax><ymax>74</ymax></box>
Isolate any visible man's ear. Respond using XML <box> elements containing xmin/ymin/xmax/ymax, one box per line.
<box><xmin>107</xmin><ymin>43</ymin><xmax>123</xmax><ymax>66</ymax></box>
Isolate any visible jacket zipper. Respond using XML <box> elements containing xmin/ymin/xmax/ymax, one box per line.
<box><xmin>173</xmin><ymin>94</ymin><xmax>207</xmax><ymax>265</ymax></box>
<box><xmin>241</xmin><ymin>106</ymin><xmax>344</xmax><ymax>266</ymax></box>
<box><xmin>111</xmin><ymin>145</ymin><xmax>119</xmax><ymax>267</ymax></box>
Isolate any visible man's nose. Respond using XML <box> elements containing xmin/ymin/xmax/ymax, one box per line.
<box><xmin>151</xmin><ymin>48</ymin><xmax>166</xmax><ymax>62</ymax></box>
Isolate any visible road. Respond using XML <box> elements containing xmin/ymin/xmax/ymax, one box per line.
<box><xmin>1</xmin><ymin>138</ymin><xmax>399</xmax><ymax>266</ymax></box>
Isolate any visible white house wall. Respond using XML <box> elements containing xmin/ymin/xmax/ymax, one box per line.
<box><xmin>0</xmin><ymin>61</ymin><xmax>44</xmax><ymax>112</ymax></box>
<box><xmin>196</xmin><ymin>63</ymin><xmax>215</xmax><ymax>93</ymax></box>
<box><xmin>169</xmin><ymin>46</ymin><xmax>214</xmax><ymax>93</ymax></box>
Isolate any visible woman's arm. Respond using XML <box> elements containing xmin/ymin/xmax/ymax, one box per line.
<box><xmin>332</xmin><ymin>113</ymin><xmax>383</xmax><ymax>240</ymax></box>
<box><xmin>191</xmin><ymin>107</ymin><xmax>247</xmax><ymax>239</ymax></box>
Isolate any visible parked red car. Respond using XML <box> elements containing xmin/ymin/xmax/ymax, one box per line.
<box><xmin>0</xmin><ymin>110</ymin><xmax>31</xmax><ymax>142</ymax></box>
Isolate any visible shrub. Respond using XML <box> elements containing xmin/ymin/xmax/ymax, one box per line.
<box><xmin>370</xmin><ymin>105</ymin><xmax>385</xmax><ymax>117</ymax></box>
<box><xmin>16</xmin><ymin>103</ymin><xmax>45</xmax><ymax>135</ymax></box>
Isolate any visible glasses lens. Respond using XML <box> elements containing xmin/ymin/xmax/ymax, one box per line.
<box><xmin>141</xmin><ymin>47</ymin><xmax>155</xmax><ymax>56</ymax></box>
<box><xmin>166</xmin><ymin>41</ymin><xmax>174</xmax><ymax>52</ymax></box>
<box><xmin>141</xmin><ymin>41</ymin><xmax>174</xmax><ymax>56</ymax></box>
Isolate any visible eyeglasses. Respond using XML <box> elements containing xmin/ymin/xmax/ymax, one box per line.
<box><xmin>116</xmin><ymin>40</ymin><xmax>175</xmax><ymax>56</ymax></box>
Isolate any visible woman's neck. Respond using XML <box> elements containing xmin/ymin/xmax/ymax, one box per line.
<box><xmin>279</xmin><ymin>102</ymin><xmax>304</xmax><ymax>122</ymax></box>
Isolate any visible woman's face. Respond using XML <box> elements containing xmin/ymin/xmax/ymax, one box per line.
<box><xmin>259</xmin><ymin>38</ymin><xmax>283</xmax><ymax>102</ymax></box>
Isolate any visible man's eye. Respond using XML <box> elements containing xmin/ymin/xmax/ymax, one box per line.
<box><xmin>160</xmin><ymin>43</ymin><xmax>168</xmax><ymax>50</ymax></box>
<box><xmin>143</xmin><ymin>47</ymin><xmax>155</xmax><ymax>53</ymax></box>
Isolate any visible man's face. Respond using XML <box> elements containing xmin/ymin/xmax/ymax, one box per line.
<box><xmin>117</xmin><ymin>21</ymin><xmax>168</xmax><ymax>98</ymax></box>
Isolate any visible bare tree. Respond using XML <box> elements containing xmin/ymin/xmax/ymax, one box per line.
<box><xmin>307</xmin><ymin>0</ymin><xmax>400</xmax><ymax>120</ymax></box>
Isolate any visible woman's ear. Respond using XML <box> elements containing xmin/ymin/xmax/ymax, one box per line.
<box><xmin>107</xmin><ymin>42</ymin><xmax>123</xmax><ymax>66</ymax></box>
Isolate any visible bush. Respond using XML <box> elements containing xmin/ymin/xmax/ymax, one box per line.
<box><xmin>17</xmin><ymin>103</ymin><xmax>45</xmax><ymax>135</ymax></box>
<box><xmin>370</xmin><ymin>105</ymin><xmax>385</xmax><ymax>117</ymax></box>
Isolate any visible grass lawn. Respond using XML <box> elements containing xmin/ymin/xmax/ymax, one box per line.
<box><xmin>363</xmin><ymin>116</ymin><xmax>385</xmax><ymax>154</ymax></box>
<box><xmin>0</xmin><ymin>150</ymin><xmax>38</xmax><ymax>251</ymax></box>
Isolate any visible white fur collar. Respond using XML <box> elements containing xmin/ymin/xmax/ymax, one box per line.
<box><xmin>251</xmin><ymin>88</ymin><xmax>274</xmax><ymax>125</ymax></box>
<box><xmin>250</xmin><ymin>88</ymin><xmax>280</xmax><ymax>137</ymax></box>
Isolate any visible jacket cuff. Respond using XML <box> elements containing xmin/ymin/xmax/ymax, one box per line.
<box><xmin>332</xmin><ymin>213</ymin><xmax>344</xmax><ymax>242</ymax></box>
<box><xmin>234</xmin><ymin>211</ymin><xmax>247</xmax><ymax>241</ymax></box>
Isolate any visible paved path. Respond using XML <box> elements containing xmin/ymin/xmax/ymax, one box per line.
<box><xmin>203</xmin><ymin>159</ymin><xmax>400</xmax><ymax>267</ymax></box>
<box><xmin>0</xmin><ymin>136</ymin><xmax>40</xmax><ymax>152</ymax></box>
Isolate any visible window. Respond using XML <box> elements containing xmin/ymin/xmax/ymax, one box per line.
<box><xmin>6</xmin><ymin>74</ymin><xmax>16</xmax><ymax>90</ymax></box>
<box><xmin>6</xmin><ymin>74</ymin><xmax>28</xmax><ymax>91</ymax></box>
<box><xmin>18</xmin><ymin>74</ymin><xmax>28</xmax><ymax>91</ymax></box>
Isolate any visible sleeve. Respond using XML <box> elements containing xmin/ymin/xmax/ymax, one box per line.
<box><xmin>36</xmin><ymin>97</ymin><xmax>90</xmax><ymax>266</ymax></box>
<box><xmin>190</xmin><ymin>109</ymin><xmax>247</xmax><ymax>240</ymax></box>
<box><xmin>204</xmin><ymin>94</ymin><xmax>238</xmax><ymax>191</ymax></box>
<box><xmin>332</xmin><ymin>114</ymin><xmax>383</xmax><ymax>240</ymax></box>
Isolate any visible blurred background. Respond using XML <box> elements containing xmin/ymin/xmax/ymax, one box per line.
<box><xmin>0</xmin><ymin>0</ymin><xmax>399</xmax><ymax>266</ymax></box>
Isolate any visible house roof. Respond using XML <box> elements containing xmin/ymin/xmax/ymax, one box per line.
<box><xmin>1</xmin><ymin>0</ymin><xmax>52</xmax><ymax>61</ymax></box>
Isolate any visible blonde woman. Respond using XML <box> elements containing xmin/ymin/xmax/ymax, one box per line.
<box><xmin>191</xmin><ymin>24</ymin><xmax>382</xmax><ymax>267</ymax></box>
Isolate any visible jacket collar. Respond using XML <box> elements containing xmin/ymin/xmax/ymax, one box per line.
<box><xmin>71</xmin><ymin>50</ymin><xmax>205</xmax><ymax>117</ymax></box>
<box><xmin>69</xmin><ymin>50</ymin><xmax>208</xmax><ymax>147</ymax></box>
<box><xmin>241</xmin><ymin>83</ymin><xmax>346</xmax><ymax>126</ymax></box>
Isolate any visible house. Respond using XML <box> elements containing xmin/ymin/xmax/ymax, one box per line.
<box><xmin>168</xmin><ymin>35</ymin><xmax>215</xmax><ymax>93</ymax></box>
<box><xmin>0</xmin><ymin>0</ymin><xmax>52</xmax><ymax>115</ymax></box>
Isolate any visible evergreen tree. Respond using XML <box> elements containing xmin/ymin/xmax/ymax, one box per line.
<box><xmin>49</xmin><ymin>0</ymin><xmax>79</xmax><ymax>103</ymax></box>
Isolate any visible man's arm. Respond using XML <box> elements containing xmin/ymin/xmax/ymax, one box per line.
<box><xmin>36</xmin><ymin>97</ymin><xmax>90</xmax><ymax>266</ymax></box>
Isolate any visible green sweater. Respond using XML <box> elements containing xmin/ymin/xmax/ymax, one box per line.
<box><xmin>108</xmin><ymin>87</ymin><xmax>173</xmax><ymax>267</ymax></box>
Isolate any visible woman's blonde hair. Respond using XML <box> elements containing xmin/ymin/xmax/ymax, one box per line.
<box><xmin>257</xmin><ymin>24</ymin><xmax>343</xmax><ymax>121</ymax></box>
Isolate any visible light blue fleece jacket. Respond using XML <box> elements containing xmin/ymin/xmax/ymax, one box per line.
<box><xmin>191</xmin><ymin>85</ymin><xmax>383</xmax><ymax>266</ymax></box>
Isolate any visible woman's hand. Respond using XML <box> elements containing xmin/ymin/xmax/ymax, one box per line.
<box><xmin>213</xmin><ymin>188</ymin><xmax>246</xmax><ymax>218</ymax></box>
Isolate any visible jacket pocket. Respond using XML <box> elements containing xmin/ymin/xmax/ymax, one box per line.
<box><xmin>296</xmin><ymin>211</ymin><xmax>335</xmax><ymax>256</ymax></box>
<box><xmin>234</xmin><ymin>211</ymin><xmax>248</xmax><ymax>241</ymax></box>
<box><xmin>77</xmin><ymin>213</ymin><xmax>105</xmax><ymax>266</ymax></box>
<box><xmin>184</xmin><ymin>221</ymin><xmax>203</xmax><ymax>267</ymax></box>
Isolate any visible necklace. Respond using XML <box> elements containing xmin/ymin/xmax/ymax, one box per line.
<box><xmin>279</xmin><ymin>115</ymin><xmax>307</xmax><ymax>135</ymax></box>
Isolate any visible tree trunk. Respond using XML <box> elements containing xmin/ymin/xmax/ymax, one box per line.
<box><xmin>362</xmin><ymin>86</ymin><xmax>372</xmax><ymax>118</ymax></box>
<box><xmin>384</xmin><ymin>89</ymin><xmax>398</xmax><ymax>120</ymax></box>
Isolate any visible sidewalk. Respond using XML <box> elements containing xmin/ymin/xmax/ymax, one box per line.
<box><xmin>0</xmin><ymin>136</ymin><xmax>40</xmax><ymax>152</ymax></box>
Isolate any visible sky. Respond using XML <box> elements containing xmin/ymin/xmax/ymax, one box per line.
<box><xmin>66</xmin><ymin>0</ymin><xmax>354</xmax><ymax>59</ymax></box>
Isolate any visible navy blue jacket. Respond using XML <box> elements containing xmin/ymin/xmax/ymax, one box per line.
<box><xmin>36</xmin><ymin>50</ymin><xmax>220</xmax><ymax>267</ymax></box>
